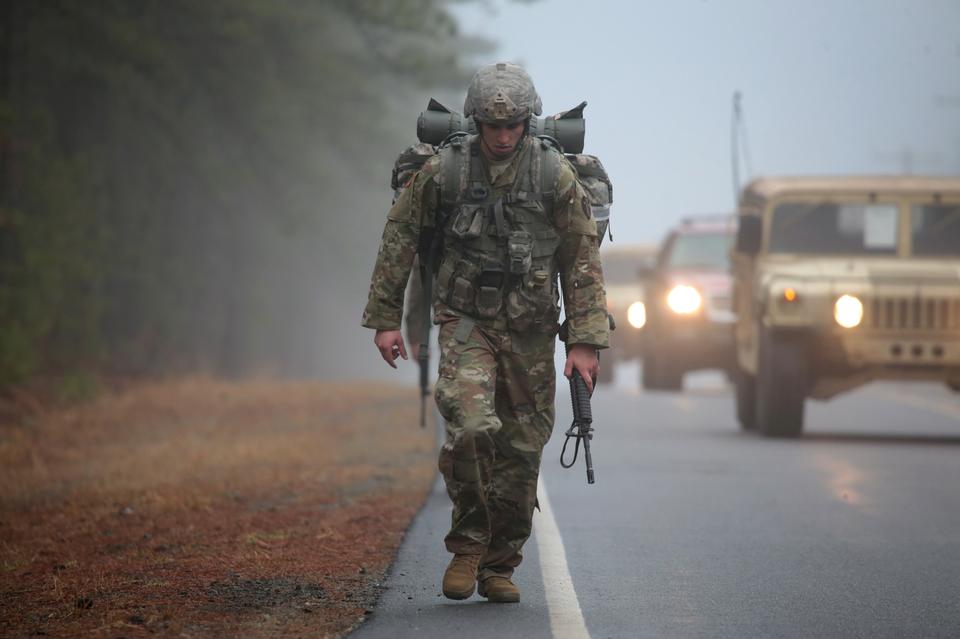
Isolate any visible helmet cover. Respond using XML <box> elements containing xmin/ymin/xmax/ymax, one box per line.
<box><xmin>464</xmin><ymin>62</ymin><xmax>543</xmax><ymax>124</ymax></box>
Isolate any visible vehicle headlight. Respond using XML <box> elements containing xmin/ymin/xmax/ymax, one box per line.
<box><xmin>627</xmin><ymin>301</ymin><xmax>646</xmax><ymax>328</ymax></box>
<box><xmin>666</xmin><ymin>285</ymin><xmax>702</xmax><ymax>315</ymax></box>
<box><xmin>834</xmin><ymin>294</ymin><xmax>863</xmax><ymax>328</ymax></box>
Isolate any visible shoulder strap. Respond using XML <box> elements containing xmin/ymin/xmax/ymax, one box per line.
<box><xmin>537</xmin><ymin>137</ymin><xmax>561</xmax><ymax>203</ymax></box>
<box><xmin>438</xmin><ymin>133</ymin><xmax>470</xmax><ymax>213</ymax></box>
<box><xmin>418</xmin><ymin>134</ymin><xmax>470</xmax><ymax>272</ymax></box>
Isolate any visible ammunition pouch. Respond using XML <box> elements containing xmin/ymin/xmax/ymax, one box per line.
<box><xmin>450</xmin><ymin>205</ymin><xmax>485</xmax><ymax>240</ymax></box>
<box><xmin>507</xmin><ymin>230</ymin><xmax>534</xmax><ymax>275</ymax></box>
<box><xmin>475</xmin><ymin>268</ymin><xmax>504</xmax><ymax>318</ymax></box>
<box><xmin>505</xmin><ymin>269</ymin><xmax>559</xmax><ymax>334</ymax></box>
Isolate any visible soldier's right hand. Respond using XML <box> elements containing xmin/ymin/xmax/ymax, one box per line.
<box><xmin>374</xmin><ymin>329</ymin><xmax>408</xmax><ymax>369</ymax></box>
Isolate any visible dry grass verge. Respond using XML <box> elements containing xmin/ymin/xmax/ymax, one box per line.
<box><xmin>0</xmin><ymin>379</ymin><xmax>435</xmax><ymax>638</ymax></box>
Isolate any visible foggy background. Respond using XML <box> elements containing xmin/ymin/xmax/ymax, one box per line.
<box><xmin>2</xmin><ymin>1</ymin><xmax>958</xmax><ymax>388</ymax></box>
<box><xmin>453</xmin><ymin>0</ymin><xmax>960</xmax><ymax>243</ymax></box>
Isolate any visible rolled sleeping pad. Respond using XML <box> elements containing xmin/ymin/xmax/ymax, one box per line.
<box><xmin>417</xmin><ymin>98</ymin><xmax>586</xmax><ymax>154</ymax></box>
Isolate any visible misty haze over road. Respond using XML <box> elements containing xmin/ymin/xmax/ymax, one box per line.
<box><xmin>5</xmin><ymin>4</ymin><xmax>960</xmax><ymax>638</ymax></box>
<box><xmin>452</xmin><ymin>0</ymin><xmax>960</xmax><ymax>245</ymax></box>
<box><xmin>360</xmin><ymin>0</ymin><xmax>960</xmax><ymax>381</ymax></box>
<box><xmin>4</xmin><ymin>1</ymin><xmax>957</xmax><ymax>385</ymax></box>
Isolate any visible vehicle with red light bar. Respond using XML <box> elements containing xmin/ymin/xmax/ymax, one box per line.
<box><xmin>598</xmin><ymin>244</ymin><xmax>658</xmax><ymax>384</ymax></box>
<box><xmin>641</xmin><ymin>215</ymin><xmax>737</xmax><ymax>390</ymax></box>
<box><xmin>731</xmin><ymin>176</ymin><xmax>960</xmax><ymax>437</ymax></box>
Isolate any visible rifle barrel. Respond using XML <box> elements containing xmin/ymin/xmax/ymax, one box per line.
<box><xmin>418</xmin><ymin>344</ymin><xmax>430</xmax><ymax>428</ymax></box>
<box><xmin>583</xmin><ymin>430</ymin><xmax>595</xmax><ymax>484</ymax></box>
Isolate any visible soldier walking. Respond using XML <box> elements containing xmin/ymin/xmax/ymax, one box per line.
<box><xmin>362</xmin><ymin>62</ymin><xmax>609</xmax><ymax>603</ymax></box>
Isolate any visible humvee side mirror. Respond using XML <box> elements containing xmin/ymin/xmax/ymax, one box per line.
<box><xmin>735</xmin><ymin>215</ymin><xmax>762</xmax><ymax>255</ymax></box>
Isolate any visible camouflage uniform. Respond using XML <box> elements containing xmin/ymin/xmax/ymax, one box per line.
<box><xmin>363</xmin><ymin>66</ymin><xmax>608</xmax><ymax>585</ymax></box>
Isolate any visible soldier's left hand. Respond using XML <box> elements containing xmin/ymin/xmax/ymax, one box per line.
<box><xmin>564</xmin><ymin>344</ymin><xmax>599</xmax><ymax>395</ymax></box>
<box><xmin>374</xmin><ymin>329</ymin><xmax>408</xmax><ymax>369</ymax></box>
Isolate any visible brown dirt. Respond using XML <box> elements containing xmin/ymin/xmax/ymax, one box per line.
<box><xmin>0</xmin><ymin>378</ymin><xmax>436</xmax><ymax>638</ymax></box>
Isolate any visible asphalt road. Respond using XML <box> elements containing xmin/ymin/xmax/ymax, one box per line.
<box><xmin>351</xmin><ymin>363</ymin><xmax>960</xmax><ymax>639</ymax></box>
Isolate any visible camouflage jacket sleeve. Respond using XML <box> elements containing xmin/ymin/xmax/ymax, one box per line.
<box><xmin>553</xmin><ymin>156</ymin><xmax>611</xmax><ymax>349</ymax></box>
<box><xmin>361</xmin><ymin>157</ymin><xmax>442</xmax><ymax>330</ymax></box>
<box><xmin>402</xmin><ymin>255</ymin><xmax>427</xmax><ymax>345</ymax></box>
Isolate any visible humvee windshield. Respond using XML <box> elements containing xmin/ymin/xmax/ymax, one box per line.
<box><xmin>768</xmin><ymin>202</ymin><xmax>899</xmax><ymax>255</ymax></box>
<box><xmin>912</xmin><ymin>204</ymin><xmax>960</xmax><ymax>256</ymax></box>
<box><xmin>665</xmin><ymin>233</ymin><xmax>733</xmax><ymax>269</ymax></box>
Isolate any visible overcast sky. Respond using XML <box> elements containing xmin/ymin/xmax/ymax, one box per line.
<box><xmin>450</xmin><ymin>0</ymin><xmax>960</xmax><ymax>246</ymax></box>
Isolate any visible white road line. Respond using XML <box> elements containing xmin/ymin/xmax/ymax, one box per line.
<box><xmin>535</xmin><ymin>483</ymin><xmax>592</xmax><ymax>639</ymax></box>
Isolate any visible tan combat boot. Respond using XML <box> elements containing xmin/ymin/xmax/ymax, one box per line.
<box><xmin>477</xmin><ymin>575</ymin><xmax>520</xmax><ymax>603</ymax></box>
<box><xmin>442</xmin><ymin>554</ymin><xmax>482</xmax><ymax>600</ymax></box>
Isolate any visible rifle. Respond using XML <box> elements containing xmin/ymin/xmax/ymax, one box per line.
<box><xmin>417</xmin><ymin>341</ymin><xmax>429</xmax><ymax>428</ymax></box>
<box><xmin>558</xmin><ymin>320</ymin><xmax>597</xmax><ymax>484</ymax></box>
<box><xmin>416</xmin><ymin>255</ymin><xmax>432</xmax><ymax>429</ymax></box>
<box><xmin>561</xmin><ymin>369</ymin><xmax>595</xmax><ymax>484</ymax></box>
<box><xmin>415</xmin><ymin>210</ymin><xmax>448</xmax><ymax>428</ymax></box>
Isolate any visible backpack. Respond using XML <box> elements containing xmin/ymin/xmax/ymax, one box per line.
<box><xmin>391</xmin><ymin>142</ymin><xmax>438</xmax><ymax>203</ymax></box>
<box><xmin>390</xmin><ymin>143</ymin><xmax>613</xmax><ymax>242</ymax></box>
<box><xmin>564</xmin><ymin>153</ymin><xmax>612</xmax><ymax>243</ymax></box>
<box><xmin>399</xmin><ymin>98</ymin><xmax>611</xmax><ymax>237</ymax></box>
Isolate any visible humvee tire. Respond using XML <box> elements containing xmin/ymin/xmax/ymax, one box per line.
<box><xmin>734</xmin><ymin>368</ymin><xmax>756</xmax><ymax>431</ymax></box>
<box><xmin>756</xmin><ymin>327</ymin><xmax>806</xmax><ymax>438</ymax></box>
<box><xmin>641</xmin><ymin>348</ymin><xmax>683</xmax><ymax>391</ymax></box>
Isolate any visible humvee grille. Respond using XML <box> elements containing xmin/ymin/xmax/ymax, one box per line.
<box><xmin>868</xmin><ymin>297</ymin><xmax>960</xmax><ymax>331</ymax></box>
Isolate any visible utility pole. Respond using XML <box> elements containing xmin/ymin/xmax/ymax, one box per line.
<box><xmin>730</xmin><ymin>91</ymin><xmax>753</xmax><ymax>206</ymax></box>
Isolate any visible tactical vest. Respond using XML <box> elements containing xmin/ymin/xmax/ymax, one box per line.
<box><xmin>432</xmin><ymin>135</ymin><xmax>563</xmax><ymax>334</ymax></box>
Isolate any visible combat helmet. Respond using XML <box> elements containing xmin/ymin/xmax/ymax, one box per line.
<box><xmin>464</xmin><ymin>62</ymin><xmax>542</xmax><ymax>125</ymax></box>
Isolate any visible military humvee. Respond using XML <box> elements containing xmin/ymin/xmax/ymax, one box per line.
<box><xmin>641</xmin><ymin>215</ymin><xmax>737</xmax><ymax>391</ymax></box>
<box><xmin>731</xmin><ymin>176</ymin><xmax>960</xmax><ymax>437</ymax></box>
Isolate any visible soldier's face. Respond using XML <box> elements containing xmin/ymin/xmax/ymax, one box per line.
<box><xmin>478</xmin><ymin>121</ymin><xmax>525</xmax><ymax>160</ymax></box>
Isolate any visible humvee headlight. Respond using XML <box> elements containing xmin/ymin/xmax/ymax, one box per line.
<box><xmin>834</xmin><ymin>294</ymin><xmax>863</xmax><ymax>328</ymax></box>
<box><xmin>666</xmin><ymin>285</ymin><xmax>702</xmax><ymax>315</ymax></box>
<box><xmin>627</xmin><ymin>301</ymin><xmax>646</xmax><ymax>329</ymax></box>
<box><xmin>783</xmin><ymin>287</ymin><xmax>798</xmax><ymax>302</ymax></box>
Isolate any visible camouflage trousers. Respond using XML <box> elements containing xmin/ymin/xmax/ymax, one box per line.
<box><xmin>434</xmin><ymin>314</ymin><xmax>556</xmax><ymax>581</ymax></box>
